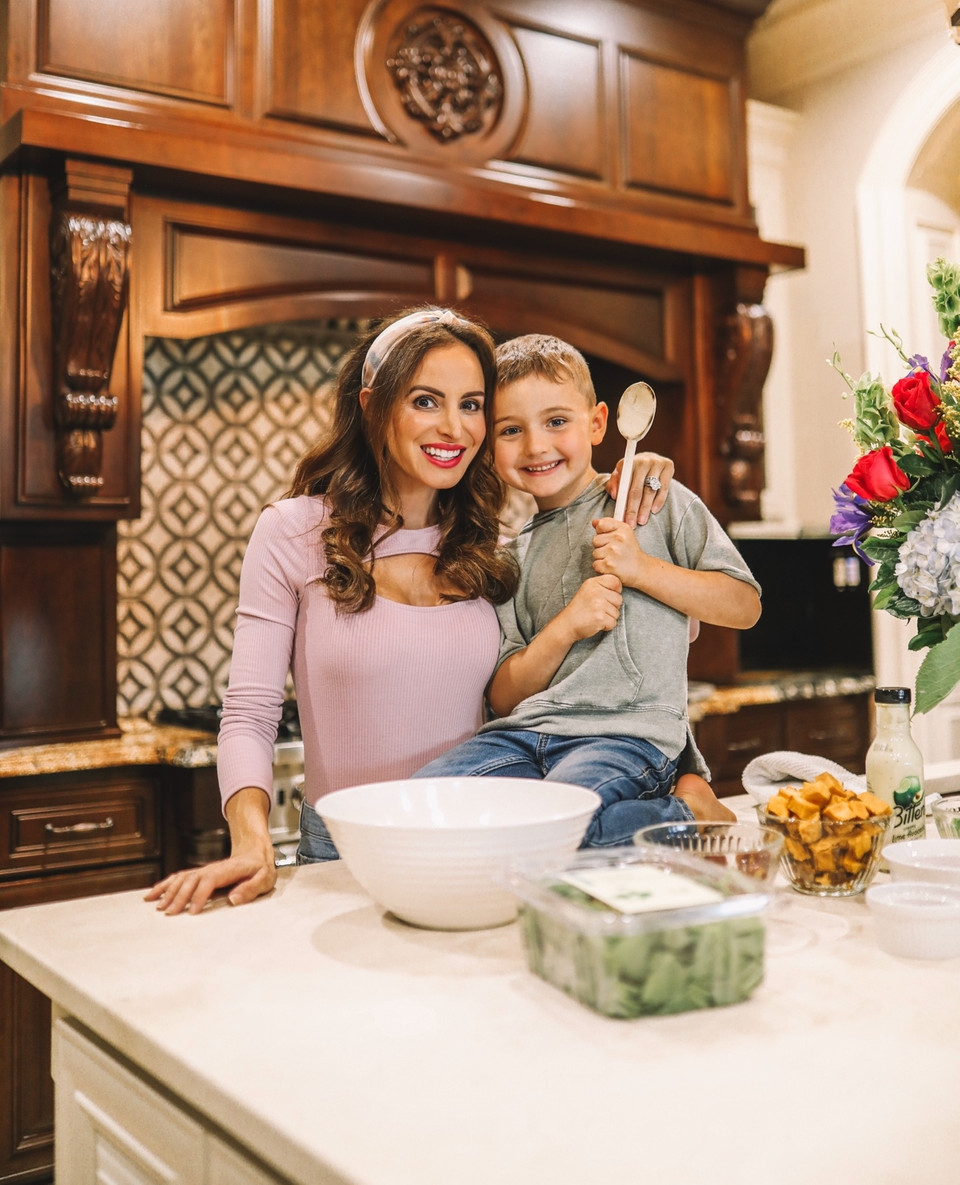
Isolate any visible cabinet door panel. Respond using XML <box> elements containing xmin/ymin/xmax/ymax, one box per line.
<box><xmin>784</xmin><ymin>696</ymin><xmax>869</xmax><ymax>773</ymax></box>
<box><xmin>695</xmin><ymin>704</ymin><xmax>784</xmax><ymax>798</ymax></box>
<box><xmin>54</xmin><ymin>1020</ymin><xmax>205</xmax><ymax>1184</ymax></box>
<box><xmin>1</xmin><ymin>864</ymin><xmax>159</xmax><ymax>1184</ymax></box>
<box><xmin>41</xmin><ymin>0</ymin><xmax>234</xmax><ymax>106</ymax></box>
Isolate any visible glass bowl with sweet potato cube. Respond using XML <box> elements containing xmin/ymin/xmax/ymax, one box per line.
<box><xmin>756</xmin><ymin>772</ymin><xmax>892</xmax><ymax>897</ymax></box>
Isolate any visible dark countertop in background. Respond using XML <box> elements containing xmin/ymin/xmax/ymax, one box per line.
<box><xmin>0</xmin><ymin>671</ymin><xmax>875</xmax><ymax>779</ymax></box>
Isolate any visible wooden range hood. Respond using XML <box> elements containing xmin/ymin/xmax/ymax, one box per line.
<box><xmin>0</xmin><ymin>0</ymin><xmax>803</xmax><ymax>747</ymax></box>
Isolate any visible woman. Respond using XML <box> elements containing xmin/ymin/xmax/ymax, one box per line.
<box><xmin>146</xmin><ymin>308</ymin><xmax>674</xmax><ymax>914</ymax></box>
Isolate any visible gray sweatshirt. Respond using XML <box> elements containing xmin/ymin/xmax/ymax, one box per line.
<box><xmin>481</xmin><ymin>477</ymin><xmax>761</xmax><ymax>768</ymax></box>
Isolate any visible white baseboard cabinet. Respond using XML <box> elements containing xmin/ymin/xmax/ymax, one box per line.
<box><xmin>53</xmin><ymin>1019</ymin><xmax>286</xmax><ymax>1185</ymax></box>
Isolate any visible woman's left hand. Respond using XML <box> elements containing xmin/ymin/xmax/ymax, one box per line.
<box><xmin>605</xmin><ymin>452</ymin><xmax>675</xmax><ymax>526</ymax></box>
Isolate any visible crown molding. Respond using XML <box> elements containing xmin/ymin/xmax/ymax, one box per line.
<box><xmin>747</xmin><ymin>0</ymin><xmax>951</xmax><ymax>105</ymax></box>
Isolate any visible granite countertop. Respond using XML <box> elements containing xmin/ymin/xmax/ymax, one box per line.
<box><xmin>687</xmin><ymin>670</ymin><xmax>876</xmax><ymax>722</ymax></box>
<box><xmin>0</xmin><ymin>716</ymin><xmax>218</xmax><ymax>779</ymax></box>
<box><xmin>0</xmin><ymin>671</ymin><xmax>875</xmax><ymax>780</ymax></box>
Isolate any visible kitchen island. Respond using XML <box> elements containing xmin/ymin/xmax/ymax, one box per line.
<box><xmin>0</xmin><ymin>801</ymin><xmax>958</xmax><ymax>1185</ymax></box>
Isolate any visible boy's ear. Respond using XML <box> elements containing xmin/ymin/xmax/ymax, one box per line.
<box><xmin>590</xmin><ymin>401</ymin><xmax>609</xmax><ymax>445</ymax></box>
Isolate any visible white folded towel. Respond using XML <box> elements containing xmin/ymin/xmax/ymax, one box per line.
<box><xmin>740</xmin><ymin>750</ymin><xmax>866</xmax><ymax>803</ymax></box>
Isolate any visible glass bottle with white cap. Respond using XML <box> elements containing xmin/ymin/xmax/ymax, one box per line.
<box><xmin>865</xmin><ymin>687</ymin><xmax>925</xmax><ymax>855</ymax></box>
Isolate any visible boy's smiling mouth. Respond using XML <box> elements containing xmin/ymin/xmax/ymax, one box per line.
<box><xmin>523</xmin><ymin>460</ymin><xmax>562</xmax><ymax>473</ymax></box>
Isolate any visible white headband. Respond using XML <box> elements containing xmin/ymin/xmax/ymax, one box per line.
<box><xmin>361</xmin><ymin>309</ymin><xmax>465</xmax><ymax>388</ymax></box>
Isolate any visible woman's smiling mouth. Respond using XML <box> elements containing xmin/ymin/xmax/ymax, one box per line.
<box><xmin>422</xmin><ymin>444</ymin><xmax>467</xmax><ymax>467</ymax></box>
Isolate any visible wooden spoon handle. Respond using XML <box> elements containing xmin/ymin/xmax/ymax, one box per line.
<box><xmin>613</xmin><ymin>438</ymin><xmax>638</xmax><ymax>522</ymax></box>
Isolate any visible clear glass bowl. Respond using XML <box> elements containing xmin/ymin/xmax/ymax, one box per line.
<box><xmin>756</xmin><ymin>804</ymin><xmax>891</xmax><ymax>897</ymax></box>
<box><xmin>633</xmin><ymin>821</ymin><xmax>784</xmax><ymax>890</ymax></box>
<box><xmin>932</xmin><ymin>797</ymin><xmax>960</xmax><ymax>840</ymax></box>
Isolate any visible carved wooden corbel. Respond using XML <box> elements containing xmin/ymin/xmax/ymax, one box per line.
<box><xmin>716</xmin><ymin>269</ymin><xmax>773</xmax><ymax>518</ymax></box>
<box><xmin>49</xmin><ymin>161</ymin><xmax>132</xmax><ymax>497</ymax></box>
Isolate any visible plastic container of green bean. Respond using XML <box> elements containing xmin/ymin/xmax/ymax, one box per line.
<box><xmin>509</xmin><ymin>845</ymin><xmax>769</xmax><ymax>1018</ymax></box>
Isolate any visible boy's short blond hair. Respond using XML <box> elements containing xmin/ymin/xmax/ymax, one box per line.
<box><xmin>495</xmin><ymin>334</ymin><xmax>596</xmax><ymax>405</ymax></box>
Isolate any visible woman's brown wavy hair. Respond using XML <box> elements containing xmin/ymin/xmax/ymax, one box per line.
<box><xmin>286</xmin><ymin>308</ymin><xmax>518</xmax><ymax>612</ymax></box>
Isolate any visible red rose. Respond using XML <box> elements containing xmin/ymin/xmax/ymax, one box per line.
<box><xmin>919</xmin><ymin>421</ymin><xmax>955</xmax><ymax>454</ymax></box>
<box><xmin>891</xmin><ymin>370</ymin><xmax>940</xmax><ymax>430</ymax></box>
<box><xmin>844</xmin><ymin>447</ymin><xmax>910</xmax><ymax>502</ymax></box>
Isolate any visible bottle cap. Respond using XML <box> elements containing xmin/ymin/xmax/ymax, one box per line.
<box><xmin>874</xmin><ymin>686</ymin><xmax>911</xmax><ymax>704</ymax></box>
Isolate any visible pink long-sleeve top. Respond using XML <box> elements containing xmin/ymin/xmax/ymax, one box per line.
<box><xmin>216</xmin><ymin>496</ymin><xmax>501</xmax><ymax>811</ymax></box>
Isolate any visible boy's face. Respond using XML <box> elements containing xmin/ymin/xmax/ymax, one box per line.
<box><xmin>492</xmin><ymin>374</ymin><xmax>607</xmax><ymax>511</ymax></box>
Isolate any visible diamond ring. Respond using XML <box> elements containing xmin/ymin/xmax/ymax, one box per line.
<box><xmin>644</xmin><ymin>475</ymin><xmax>662</xmax><ymax>491</ymax></box>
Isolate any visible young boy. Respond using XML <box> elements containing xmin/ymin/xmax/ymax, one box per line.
<box><xmin>415</xmin><ymin>335</ymin><xmax>761</xmax><ymax>844</ymax></box>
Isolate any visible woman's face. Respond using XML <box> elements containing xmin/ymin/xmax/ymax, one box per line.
<box><xmin>382</xmin><ymin>342</ymin><xmax>487</xmax><ymax>507</ymax></box>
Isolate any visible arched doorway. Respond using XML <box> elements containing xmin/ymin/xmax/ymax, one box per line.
<box><xmin>856</xmin><ymin>39</ymin><xmax>960</xmax><ymax>764</ymax></box>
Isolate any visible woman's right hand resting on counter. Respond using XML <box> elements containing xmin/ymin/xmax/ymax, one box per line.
<box><xmin>144</xmin><ymin>787</ymin><xmax>278</xmax><ymax>915</ymax></box>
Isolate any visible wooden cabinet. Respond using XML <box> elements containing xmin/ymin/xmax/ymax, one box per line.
<box><xmin>695</xmin><ymin>694</ymin><xmax>871</xmax><ymax>799</ymax></box>
<box><xmin>53</xmin><ymin>1018</ymin><xmax>287</xmax><ymax>1184</ymax></box>
<box><xmin>0</xmin><ymin>767</ymin><xmax>163</xmax><ymax>1184</ymax></box>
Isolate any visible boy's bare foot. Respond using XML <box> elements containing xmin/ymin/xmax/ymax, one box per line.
<box><xmin>675</xmin><ymin>773</ymin><xmax>737</xmax><ymax>822</ymax></box>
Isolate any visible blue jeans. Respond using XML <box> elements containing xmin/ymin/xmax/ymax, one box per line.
<box><xmin>413</xmin><ymin>730</ymin><xmax>693</xmax><ymax>847</ymax></box>
<box><xmin>297</xmin><ymin>799</ymin><xmax>340</xmax><ymax>864</ymax></box>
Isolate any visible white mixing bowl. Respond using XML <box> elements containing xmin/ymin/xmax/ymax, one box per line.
<box><xmin>882</xmin><ymin>838</ymin><xmax>960</xmax><ymax>887</ymax></box>
<box><xmin>317</xmin><ymin>777</ymin><xmax>601</xmax><ymax>930</ymax></box>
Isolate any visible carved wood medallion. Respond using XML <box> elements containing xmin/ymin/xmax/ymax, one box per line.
<box><xmin>386</xmin><ymin>8</ymin><xmax>503</xmax><ymax>141</ymax></box>
<box><xmin>50</xmin><ymin>174</ymin><xmax>131</xmax><ymax>497</ymax></box>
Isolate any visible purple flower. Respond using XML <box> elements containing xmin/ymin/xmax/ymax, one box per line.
<box><xmin>829</xmin><ymin>484</ymin><xmax>874</xmax><ymax>564</ymax></box>
<box><xmin>910</xmin><ymin>349</ymin><xmax>954</xmax><ymax>384</ymax></box>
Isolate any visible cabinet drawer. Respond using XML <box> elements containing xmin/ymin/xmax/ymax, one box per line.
<box><xmin>784</xmin><ymin>695</ymin><xmax>869</xmax><ymax>772</ymax></box>
<box><xmin>696</xmin><ymin>704</ymin><xmax>784</xmax><ymax>779</ymax></box>
<box><xmin>0</xmin><ymin>768</ymin><xmax>160</xmax><ymax>878</ymax></box>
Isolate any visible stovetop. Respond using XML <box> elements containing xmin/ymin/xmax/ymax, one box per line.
<box><xmin>156</xmin><ymin>699</ymin><xmax>302</xmax><ymax>740</ymax></box>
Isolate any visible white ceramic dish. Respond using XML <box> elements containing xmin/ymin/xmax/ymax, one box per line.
<box><xmin>882</xmin><ymin>838</ymin><xmax>960</xmax><ymax>887</ymax></box>
<box><xmin>317</xmin><ymin>777</ymin><xmax>600</xmax><ymax>931</ymax></box>
<box><xmin>865</xmin><ymin>881</ymin><xmax>960</xmax><ymax>959</ymax></box>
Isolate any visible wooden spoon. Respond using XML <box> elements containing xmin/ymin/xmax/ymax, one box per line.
<box><xmin>612</xmin><ymin>381</ymin><xmax>657</xmax><ymax>521</ymax></box>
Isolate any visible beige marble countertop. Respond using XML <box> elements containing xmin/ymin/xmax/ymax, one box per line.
<box><xmin>0</xmin><ymin>672</ymin><xmax>875</xmax><ymax>779</ymax></box>
<box><xmin>0</xmin><ymin>798</ymin><xmax>955</xmax><ymax>1185</ymax></box>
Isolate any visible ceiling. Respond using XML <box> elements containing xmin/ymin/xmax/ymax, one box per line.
<box><xmin>747</xmin><ymin>0</ymin><xmax>959</xmax><ymax>205</ymax></box>
<box><xmin>747</xmin><ymin>0</ymin><xmax>949</xmax><ymax>105</ymax></box>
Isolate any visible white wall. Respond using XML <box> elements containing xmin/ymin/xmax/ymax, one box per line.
<box><xmin>747</xmin><ymin>27</ymin><xmax>955</xmax><ymax>532</ymax></box>
<box><xmin>746</xmin><ymin>7</ymin><xmax>960</xmax><ymax>764</ymax></box>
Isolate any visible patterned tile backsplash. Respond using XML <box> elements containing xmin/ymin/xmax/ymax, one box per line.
<box><xmin>117</xmin><ymin>322</ymin><xmax>364</xmax><ymax>718</ymax></box>
<box><xmin>117</xmin><ymin>321</ymin><xmax>530</xmax><ymax>720</ymax></box>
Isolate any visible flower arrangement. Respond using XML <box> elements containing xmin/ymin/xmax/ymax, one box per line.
<box><xmin>830</xmin><ymin>258</ymin><xmax>960</xmax><ymax>715</ymax></box>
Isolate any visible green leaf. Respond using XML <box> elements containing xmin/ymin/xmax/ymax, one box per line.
<box><xmin>872</xmin><ymin>583</ymin><xmax>897</xmax><ymax>610</ymax></box>
<box><xmin>880</xmin><ymin>591</ymin><xmax>924</xmax><ymax>620</ymax></box>
<box><xmin>940</xmin><ymin>473</ymin><xmax>960</xmax><ymax>509</ymax></box>
<box><xmin>915</xmin><ymin>623</ymin><xmax>960</xmax><ymax>713</ymax></box>
<box><xmin>908</xmin><ymin>630</ymin><xmax>939</xmax><ymax>652</ymax></box>
<box><xmin>862</xmin><ymin>535</ymin><xmax>902</xmax><ymax>560</ymax></box>
<box><xmin>890</xmin><ymin>509</ymin><xmax>928</xmax><ymax>530</ymax></box>
<box><xmin>898</xmin><ymin>453</ymin><xmax>931</xmax><ymax>478</ymax></box>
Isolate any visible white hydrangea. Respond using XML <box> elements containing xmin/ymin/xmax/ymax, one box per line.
<box><xmin>895</xmin><ymin>494</ymin><xmax>960</xmax><ymax>616</ymax></box>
